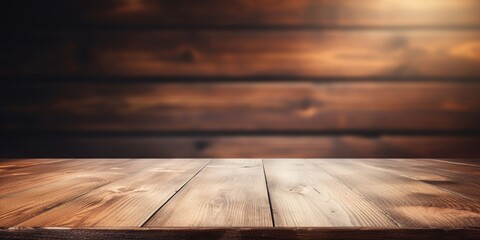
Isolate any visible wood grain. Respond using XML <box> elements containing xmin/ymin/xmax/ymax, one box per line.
<box><xmin>145</xmin><ymin>159</ymin><xmax>272</xmax><ymax>227</ymax></box>
<box><xmin>0</xmin><ymin>158</ymin><xmax>479</xmax><ymax>230</ymax></box>
<box><xmin>0</xmin><ymin>159</ymin><xmax>64</xmax><ymax>174</ymax></box>
<box><xmin>1</xmin><ymin>228</ymin><xmax>479</xmax><ymax>240</ymax></box>
<box><xmin>399</xmin><ymin>159</ymin><xmax>480</xmax><ymax>176</ymax></box>
<box><xmin>3</xmin><ymin>82</ymin><xmax>480</xmax><ymax>132</ymax></box>
<box><xmin>0</xmin><ymin>159</ymin><xmax>135</xmax><ymax>195</ymax></box>
<box><xmin>315</xmin><ymin>159</ymin><xmax>480</xmax><ymax>227</ymax></box>
<box><xmin>16</xmin><ymin>159</ymin><xmax>209</xmax><ymax>227</ymax></box>
<box><xmin>435</xmin><ymin>158</ymin><xmax>480</xmax><ymax>167</ymax></box>
<box><xmin>3</xmin><ymin>0</ymin><xmax>480</xmax><ymax>28</ymax></box>
<box><xmin>0</xmin><ymin>159</ymin><xmax>153</xmax><ymax>226</ymax></box>
<box><xmin>2</xmin><ymin>136</ymin><xmax>479</xmax><ymax>158</ymax></box>
<box><xmin>263</xmin><ymin>159</ymin><xmax>396</xmax><ymax>227</ymax></box>
<box><xmin>357</xmin><ymin>159</ymin><xmax>480</xmax><ymax>200</ymax></box>
<box><xmin>3</xmin><ymin>31</ymin><xmax>480</xmax><ymax>77</ymax></box>
<box><xmin>432</xmin><ymin>159</ymin><xmax>480</xmax><ymax>167</ymax></box>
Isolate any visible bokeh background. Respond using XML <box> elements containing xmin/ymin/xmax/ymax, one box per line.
<box><xmin>1</xmin><ymin>0</ymin><xmax>480</xmax><ymax>158</ymax></box>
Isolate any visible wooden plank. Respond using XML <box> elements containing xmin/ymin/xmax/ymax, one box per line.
<box><xmin>371</xmin><ymin>159</ymin><xmax>480</xmax><ymax>177</ymax></box>
<box><xmin>3</xmin><ymin>0</ymin><xmax>480</xmax><ymax>28</ymax></box>
<box><xmin>16</xmin><ymin>159</ymin><xmax>209</xmax><ymax>227</ymax></box>
<box><xmin>1</xmin><ymin>136</ymin><xmax>479</xmax><ymax>158</ymax></box>
<box><xmin>263</xmin><ymin>159</ymin><xmax>397</xmax><ymax>227</ymax></box>
<box><xmin>0</xmin><ymin>159</ymin><xmax>154</xmax><ymax>227</ymax></box>
<box><xmin>361</xmin><ymin>158</ymin><xmax>480</xmax><ymax>176</ymax></box>
<box><xmin>400</xmin><ymin>159</ymin><xmax>480</xmax><ymax>176</ymax></box>
<box><xmin>0</xmin><ymin>159</ymin><xmax>137</xmax><ymax>196</ymax></box>
<box><xmin>1</xmin><ymin>228</ymin><xmax>479</xmax><ymax>240</ymax></box>
<box><xmin>3</xmin><ymin>31</ymin><xmax>480</xmax><ymax>77</ymax></box>
<box><xmin>2</xmin><ymin>82</ymin><xmax>480</xmax><ymax>132</ymax></box>
<box><xmin>145</xmin><ymin>159</ymin><xmax>272</xmax><ymax>227</ymax></box>
<box><xmin>355</xmin><ymin>159</ymin><xmax>480</xmax><ymax>177</ymax></box>
<box><xmin>432</xmin><ymin>159</ymin><xmax>480</xmax><ymax>167</ymax></box>
<box><xmin>358</xmin><ymin>159</ymin><xmax>480</xmax><ymax>200</ymax></box>
<box><xmin>315</xmin><ymin>159</ymin><xmax>480</xmax><ymax>227</ymax></box>
<box><xmin>0</xmin><ymin>158</ymin><xmax>65</xmax><ymax>174</ymax></box>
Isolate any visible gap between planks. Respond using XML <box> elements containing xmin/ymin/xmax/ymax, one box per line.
<box><xmin>144</xmin><ymin>159</ymin><xmax>272</xmax><ymax>227</ymax></box>
<box><xmin>14</xmin><ymin>159</ymin><xmax>211</xmax><ymax>227</ymax></box>
<box><xmin>140</xmin><ymin>159</ymin><xmax>212</xmax><ymax>227</ymax></box>
<box><xmin>261</xmin><ymin>159</ymin><xmax>276</xmax><ymax>227</ymax></box>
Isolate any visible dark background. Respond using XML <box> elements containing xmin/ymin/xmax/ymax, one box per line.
<box><xmin>1</xmin><ymin>0</ymin><xmax>480</xmax><ymax>158</ymax></box>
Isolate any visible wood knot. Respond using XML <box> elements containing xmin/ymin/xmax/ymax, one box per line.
<box><xmin>116</xmin><ymin>187</ymin><xmax>135</xmax><ymax>193</ymax></box>
<box><xmin>297</xmin><ymin>99</ymin><xmax>318</xmax><ymax>117</ymax></box>
<box><xmin>194</xmin><ymin>140</ymin><xmax>210</xmax><ymax>152</ymax></box>
<box><xmin>178</xmin><ymin>48</ymin><xmax>197</xmax><ymax>63</ymax></box>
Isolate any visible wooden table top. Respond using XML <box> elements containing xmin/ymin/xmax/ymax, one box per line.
<box><xmin>1</xmin><ymin>158</ymin><xmax>479</xmax><ymax>239</ymax></box>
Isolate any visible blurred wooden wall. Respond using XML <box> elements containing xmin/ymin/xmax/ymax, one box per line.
<box><xmin>1</xmin><ymin>0</ymin><xmax>480</xmax><ymax>158</ymax></box>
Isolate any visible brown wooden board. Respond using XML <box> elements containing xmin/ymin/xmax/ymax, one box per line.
<box><xmin>0</xmin><ymin>159</ymin><xmax>135</xmax><ymax>195</ymax></box>
<box><xmin>400</xmin><ymin>159</ymin><xmax>480</xmax><ymax>175</ymax></box>
<box><xmin>357</xmin><ymin>159</ymin><xmax>480</xmax><ymax>200</ymax></box>
<box><xmin>3</xmin><ymin>0</ymin><xmax>480</xmax><ymax>28</ymax></box>
<box><xmin>315</xmin><ymin>159</ymin><xmax>480</xmax><ymax>227</ymax></box>
<box><xmin>3</xmin><ymin>31</ymin><xmax>480</xmax><ymax>77</ymax></box>
<box><xmin>0</xmin><ymin>159</ymin><xmax>154</xmax><ymax>226</ymax></box>
<box><xmin>432</xmin><ymin>159</ymin><xmax>480</xmax><ymax>167</ymax></box>
<box><xmin>0</xmin><ymin>159</ymin><xmax>65</xmax><ymax>174</ymax></box>
<box><xmin>263</xmin><ymin>159</ymin><xmax>396</xmax><ymax>227</ymax></box>
<box><xmin>1</xmin><ymin>158</ymin><xmax>480</xmax><ymax>231</ymax></box>
<box><xmin>145</xmin><ymin>159</ymin><xmax>272</xmax><ymax>227</ymax></box>
<box><xmin>2</xmin><ymin>82</ymin><xmax>480</xmax><ymax>132</ymax></box>
<box><xmin>17</xmin><ymin>159</ymin><xmax>209</xmax><ymax>227</ymax></box>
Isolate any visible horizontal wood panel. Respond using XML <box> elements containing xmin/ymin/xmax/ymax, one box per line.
<box><xmin>1</xmin><ymin>136</ymin><xmax>479</xmax><ymax>158</ymax></box>
<box><xmin>3</xmin><ymin>0</ymin><xmax>480</xmax><ymax>28</ymax></box>
<box><xmin>3</xmin><ymin>31</ymin><xmax>480</xmax><ymax>77</ymax></box>
<box><xmin>2</xmin><ymin>228</ymin><xmax>479</xmax><ymax>240</ymax></box>
<box><xmin>2</xmin><ymin>82</ymin><xmax>480</xmax><ymax>132</ymax></box>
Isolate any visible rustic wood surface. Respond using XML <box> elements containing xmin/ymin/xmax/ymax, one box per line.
<box><xmin>0</xmin><ymin>159</ymin><xmax>154</xmax><ymax>226</ymax></box>
<box><xmin>0</xmin><ymin>158</ymin><xmax>479</xmax><ymax>229</ymax></box>
<box><xmin>315</xmin><ymin>160</ymin><xmax>480</xmax><ymax>227</ymax></box>
<box><xmin>358</xmin><ymin>159</ymin><xmax>480</xmax><ymax>200</ymax></box>
<box><xmin>17</xmin><ymin>159</ymin><xmax>209</xmax><ymax>227</ymax></box>
<box><xmin>263</xmin><ymin>159</ymin><xmax>397</xmax><ymax>227</ymax></box>
<box><xmin>144</xmin><ymin>159</ymin><xmax>272</xmax><ymax>227</ymax></box>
